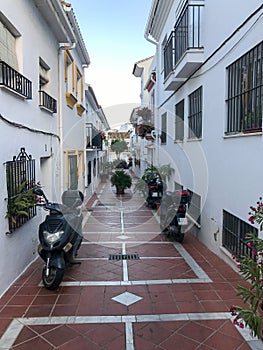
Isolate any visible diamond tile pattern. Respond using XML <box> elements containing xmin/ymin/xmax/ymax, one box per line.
<box><xmin>112</xmin><ymin>291</ymin><xmax>143</xmax><ymax>306</ymax></box>
<box><xmin>0</xmin><ymin>180</ymin><xmax>259</xmax><ymax>350</ymax></box>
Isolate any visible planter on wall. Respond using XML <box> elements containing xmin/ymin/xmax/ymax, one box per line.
<box><xmin>65</xmin><ymin>92</ymin><xmax>77</xmax><ymax>109</ymax></box>
<box><xmin>76</xmin><ymin>103</ymin><xmax>85</xmax><ymax>116</ymax></box>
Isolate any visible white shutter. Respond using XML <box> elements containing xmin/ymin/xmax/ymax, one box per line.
<box><xmin>0</xmin><ymin>20</ymin><xmax>18</xmax><ymax>70</ymax></box>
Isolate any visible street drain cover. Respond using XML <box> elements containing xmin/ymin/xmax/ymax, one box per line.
<box><xmin>109</xmin><ymin>254</ymin><xmax>140</xmax><ymax>261</ymax></box>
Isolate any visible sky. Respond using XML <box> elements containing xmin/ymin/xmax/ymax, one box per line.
<box><xmin>70</xmin><ymin>0</ymin><xmax>155</xmax><ymax>128</ymax></box>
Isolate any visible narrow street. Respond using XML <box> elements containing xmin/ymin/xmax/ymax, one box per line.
<box><xmin>0</xmin><ymin>180</ymin><xmax>261</xmax><ymax>349</ymax></box>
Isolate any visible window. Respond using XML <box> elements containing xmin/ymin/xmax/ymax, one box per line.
<box><xmin>175</xmin><ymin>99</ymin><xmax>184</xmax><ymax>141</ymax></box>
<box><xmin>188</xmin><ymin>86</ymin><xmax>202</xmax><ymax>139</ymax></box>
<box><xmin>226</xmin><ymin>41</ymin><xmax>263</xmax><ymax>134</ymax></box>
<box><xmin>222</xmin><ymin>210</ymin><xmax>257</xmax><ymax>259</ymax></box>
<box><xmin>161</xmin><ymin>113</ymin><xmax>167</xmax><ymax>144</ymax></box>
<box><xmin>163</xmin><ymin>32</ymin><xmax>174</xmax><ymax>79</ymax></box>
<box><xmin>64</xmin><ymin>50</ymin><xmax>74</xmax><ymax>93</ymax></box>
<box><xmin>38</xmin><ymin>58</ymin><xmax>57</xmax><ymax>114</ymax></box>
<box><xmin>5</xmin><ymin>148</ymin><xmax>36</xmax><ymax>233</ymax></box>
<box><xmin>0</xmin><ymin>14</ymin><xmax>19</xmax><ymax>70</ymax></box>
<box><xmin>76</xmin><ymin>66</ymin><xmax>83</xmax><ymax>101</ymax></box>
<box><xmin>187</xmin><ymin>189</ymin><xmax>201</xmax><ymax>225</ymax></box>
<box><xmin>161</xmin><ymin>36</ymin><xmax>167</xmax><ymax>73</ymax></box>
<box><xmin>68</xmin><ymin>154</ymin><xmax>78</xmax><ymax>190</ymax></box>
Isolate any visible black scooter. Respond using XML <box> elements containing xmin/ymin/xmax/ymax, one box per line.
<box><xmin>33</xmin><ymin>187</ymin><xmax>84</xmax><ymax>290</ymax></box>
<box><xmin>160</xmin><ymin>190</ymin><xmax>190</xmax><ymax>243</ymax></box>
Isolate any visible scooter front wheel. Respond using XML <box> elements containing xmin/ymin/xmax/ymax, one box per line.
<box><xmin>42</xmin><ymin>266</ymin><xmax>64</xmax><ymax>290</ymax></box>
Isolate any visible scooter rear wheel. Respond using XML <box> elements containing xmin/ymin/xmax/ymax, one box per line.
<box><xmin>42</xmin><ymin>266</ymin><xmax>64</xmax><ymax>290</ymax></box>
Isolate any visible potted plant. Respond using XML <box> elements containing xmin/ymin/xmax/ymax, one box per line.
<box><xmin>133</xmin><ymin>178</ymin><xmax>148</xmax><ymax>196</ymax></box>
<box><xmin>110</xmin><ymin>170</ymin><xmax>132</xmax><ymax>195</ymax></box>
<box><xmin>6</xmin><ymin>182</ymin><xmax>37</xmax><ymax>227</ymax></box>
<box><xmin>231</xmin><ymin>197</ymin><xmax>263</xmax><ymax>339</ymax></box>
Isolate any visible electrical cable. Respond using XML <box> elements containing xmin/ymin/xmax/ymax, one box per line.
<box><xmin>0</xmin><ymin>113</ymin><xmax>60</xmax><ymax>140</ymax></box>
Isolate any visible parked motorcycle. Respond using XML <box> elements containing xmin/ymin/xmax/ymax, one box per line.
<box><xmin>33</xmin><ymin>187</ymin><xmax>84</xmax><ymax>290</ymax></box>
<box><xmin>145</xmin><ymin>175</ymin><xmax>163</xmax><ymax>209</ymax></box>
<box><xmin>160</xmin><ymin>190</ymin><xmax>190</xmax><ymax>243</ymax></box>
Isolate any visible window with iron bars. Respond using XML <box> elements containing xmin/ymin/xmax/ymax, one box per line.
<box><xmin>222</xmin><ymin>210</ymin><xmax>258</xmax><ymax>259</ymax></box>
<box><xmin>226</xmin><ymin>41</ymin><xmax>263</xmax><ymax>134</ymax></box>
<box><xmin>187</xmin><ymin>189</ymin><xmax>201</xmax><ymax>225</ymax></box>
<box><xmin>188</xmin><ymin>86</ymin><xmax>202</xmax><ymax>139</ymax></box>
<box><xmin>175</xmin><ymin>99</ymin><xmax>184</xmax><ymax>141</ymax></box>
<box><xmin>5</xmin><ymin>148</ymin><xmax>36</xmax><ymax>233</ymax></box>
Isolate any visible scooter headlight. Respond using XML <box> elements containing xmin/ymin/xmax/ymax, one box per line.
<box><xmin>43</xmin><ymin>230</ymin><xmax>64</xmax><ymax>244</ymax></box>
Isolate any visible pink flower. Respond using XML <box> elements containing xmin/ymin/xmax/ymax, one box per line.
<box><xmin>239</xmin><ymin>322</ymin><xmax>244</xmax><ymax>329</ymax></box>
<box><xmin>233</xmin><ymin>318</ymin><xmax>239</xmax><ymax>325</ymax></box>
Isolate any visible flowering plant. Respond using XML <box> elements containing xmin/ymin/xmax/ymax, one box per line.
<box><xmin>231</xmin><ymin>197</ymin><xmax>263</xmax><ymax>339</ymax></box>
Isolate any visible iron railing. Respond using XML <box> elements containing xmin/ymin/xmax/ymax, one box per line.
<box><xmin>0</xmin><ymin>61</ymin><xmax>32</xmax><ymax>99</ymax></box>
<box><xmin>86</xmin><ymin>123</ymin><xmax>102</xmax><ymax>150</ymax></box>
<box><xmin>163</xmin><ymin>2</ymin><xmax>204</xmax><ymax>78</ymax></box>
<box><xmin>39</xmin><ymin>90</ymin><xmax>57</xmax><ymax>113</ymax></box>
<box><xmin>226</xmin><ymin>41</ymin><xmax>263</xmax><ymax>134</ymax></box>
<box><xmin>188</xmin><ymin>86</ymin><xmax>202</xmax><ymax>139</ymax></box>
<box><xmin>5</xmin><ymin>148</ymin><xmax>36</xmax><ymax>233</ymax></box>
<box><xmin>222</xmin><ymin>210</ymin><xmax>258</xmax><ymax>259</ymax></box>
<box><xmin>164</xmin><ymin>31</ymin><xmax>175</xmax><ymax>80</ymax></box>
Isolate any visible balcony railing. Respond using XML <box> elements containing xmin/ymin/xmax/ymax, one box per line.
<box><xmin>39</xmin><ymin>90</ymin><xmax>57</xmax><ymax>114</ymax></box>
<box><xmin>164</xmin><ymin>1</ymin><xmax>204</xmax><ymax>79</ymax></box>
<box><xmin>0</xmin><ymin>61</ymin><xmax>32</xmax><ymax>99</ymax></box>
<box><xmin>175</xmin><ymin>2</ymin><xmax>203</xmax><ymax>65</ymax></box>
<box><xmin>86</xmin><ymin>123</ymin><xmax>102</xmax><ymax>150</ymax></box>
<box><xmin>164</xmin><ymin>31</ymin><xmax>175</xmax><ymax>80</ymax></box>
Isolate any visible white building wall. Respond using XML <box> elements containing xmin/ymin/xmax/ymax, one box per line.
<box><xmin>0</xmin><ymin>0</ymin><xmax>62</xmax><ymax>296</ymax></box>
<box><xmin>149</xmin><ymin>0</ymin><xmax>263</xmax><ymax>262</ymax></box>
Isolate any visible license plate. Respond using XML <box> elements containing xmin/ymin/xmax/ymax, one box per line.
<box><xmin>152</xmin><ymin>192</ymin><xmax>158</xmax><ymax>197</ymax></box>
<box><xmin>178</xmin><ymin>218</ymin><xmax>187</xmax><ymax>225</ymax></box>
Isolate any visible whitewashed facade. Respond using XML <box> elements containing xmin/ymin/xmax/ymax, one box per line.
<box><xmin>0</xmin><ymin>0</ymin><xmax>108</xmax><ymax>296</ymax></box>
<box><xmin>144</xmin><ymin>0</ymin><xmax>263</xmax><ymax>264</ymax></box>
<box><xmin>85</xmin><ymin>84</ymin><xmax>110</xmax><ymax>198</ymax></box>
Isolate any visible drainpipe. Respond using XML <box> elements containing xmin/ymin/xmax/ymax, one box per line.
<box><xmin>58</xmin><ymin>42</ymin><xmax>76</xmax><ymax>198</ymax></box>
<box><xmin>144</xmin><ymin>32</ymin><xmax>159</xmax><ymax>166</ymax></box>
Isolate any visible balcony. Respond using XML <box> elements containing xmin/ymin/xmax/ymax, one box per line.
<box><xmin>0</xmin><ymin>61</ymin><xmax>32</xmax><ymax>99</ymax></box>
<box><xmin>86</xmin><ymin>123</ymin><xmax>102</xmax><ymax>150</ymax></box>
<box><xmin>39</xmin><ymin>90</ymin><xmax>57</xmax><ymax>114</ymax></box>
<box><xmin>164</xmin><ymin>0</ymin><xmax>204</xmax><ymax>91</ymax></box>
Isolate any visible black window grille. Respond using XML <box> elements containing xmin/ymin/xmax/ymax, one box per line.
<box><xmin>188</xmin><ymin>86</ymin><xmax>202</xmax><ymax>139</ymax></box>
<box><xmin>222</xmin><ymin>210</ymin><xmax>258</xmax><ymax>259</ymax></box>
<box><xmin>5</xmin><ymin>148</ymin><xmax>36</xmax><ymax>233</ymax></box>
<box><xmin>39</xmin><ymin>90</ymin><xmax>57</xmax><ymax>114</ymax></box>
<box><xmin>0</xmin><ymin>61</ymin><xmax>32</xmax><ymax>99</ymax></box>
<box><xmin>187</xmin><ymin>189</ymin><xmax>201</xmax><ymax>225</ymax></box>
<box><xmin>164</xmin><ymin>31</ymin><xmax>175</xmax><ymax>80</ymax></box>
<box><xmin>87</xmin><ymin>161</ymin><xmax>92</xmax><ymax>185</ymax></box>
<box><xmin>226</xmin><ymin>41</ymin><xmax>263</xmax><ymax>134</ymax></box>
<box><xmin>161</xmin><ymin>113</ymin><xmax>167</xmax><ymax>144</ymax></box>
<box><xmin>175</xmin><ymin>99</ymin><xmax>184</xmax><ymax>141</ymax></box>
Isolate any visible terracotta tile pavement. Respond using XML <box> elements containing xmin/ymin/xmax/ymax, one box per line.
<box><xmin>0</xmin><ymin>181</ymin><xmax>261</xmax><ymax>349</ymax></box>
